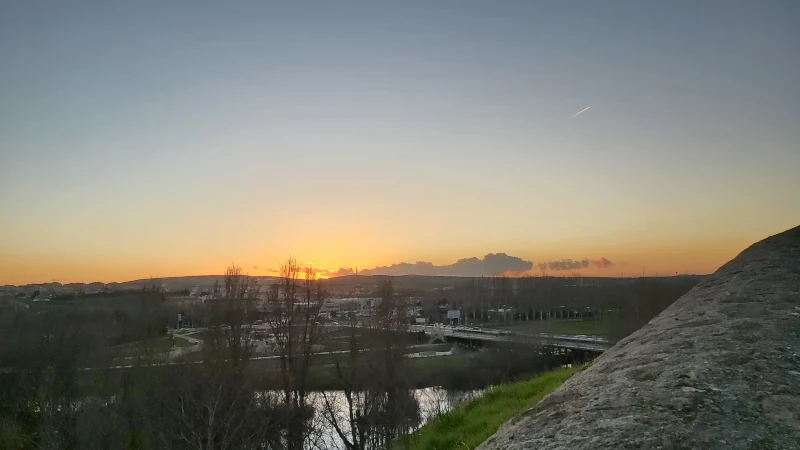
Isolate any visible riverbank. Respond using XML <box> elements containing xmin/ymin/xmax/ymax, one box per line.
<box><xmin>401</xmin><ymin>365</ymin><xmax>585</xmax><ymax>450</ymax></box>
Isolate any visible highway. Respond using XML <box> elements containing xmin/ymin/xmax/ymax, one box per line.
<box><xmin>409</xmin><ymin>324</ymin><xmax>611</xmax><ymax>352</ymax></box>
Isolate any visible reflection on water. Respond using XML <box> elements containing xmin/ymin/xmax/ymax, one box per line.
<box><xmin>414</xmin><ymin>387</ymin><xmax>483</xmax><ymax>423</ymax></box>
<box><xmin>260</xmin><ymin>388</ymin><xmax>482</xmax><ymax>449</ymax></box>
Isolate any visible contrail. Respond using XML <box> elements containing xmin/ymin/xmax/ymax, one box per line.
<box><xmin>570</xmin><ymin>105</ymin><xmax>592</xmax><ymax>118</ymax></box>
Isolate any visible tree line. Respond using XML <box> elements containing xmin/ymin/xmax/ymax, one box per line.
<box><xmin>434</xmin><ymin>275</ymin><xmax>700</xmax><ymax>340</ymax></box>
<box><xmin>0</xmin><ymin>259</ymin><xmax>448</xmax><ymax>449</ymax></box>
<box><xmin>0</xmin><ymin>262</ymin><xmax>689</xmax><ymax>449</ymax></box>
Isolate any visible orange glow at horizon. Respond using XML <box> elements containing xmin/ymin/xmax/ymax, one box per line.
<box><xmin>1</xmin><ymin>224</ymin><xmax>788</xmax><ymax>286</ymax></box>
<box><xmin>1</xmin><ymin>1</ymin><xmax>798</xmax><ymax>288</ymax></box>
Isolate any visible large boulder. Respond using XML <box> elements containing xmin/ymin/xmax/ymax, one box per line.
<box><xmin>478</xmin><ymin>225</ymin><xmax>800</xmax><ymax>450</ymax></box>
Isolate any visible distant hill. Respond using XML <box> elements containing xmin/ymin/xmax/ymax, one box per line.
<box><xmin>5</xmin><ymin>273</ymin><xmax>708</xmax><ymax>294</ymax></box>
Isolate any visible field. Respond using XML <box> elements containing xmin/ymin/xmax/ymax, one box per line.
<box><xmin>109</xmin><ymin>335</ymin><xmax>196</xmax><ymax>360</ymax></box>
<box><xmin>402</xmin><ymin>365</ymin><xmax>585</xmax><ymax>450</ymax></box>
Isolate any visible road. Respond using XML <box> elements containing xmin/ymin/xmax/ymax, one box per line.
<box><xmin>95</xmin><ymin>342</ymin><xmax>453</xmax><ymax>370</ymax></box>
<box><xmin>410</xmin><ymin>325</ymin><xmax>611</xmax><ymax>352</ymax></box>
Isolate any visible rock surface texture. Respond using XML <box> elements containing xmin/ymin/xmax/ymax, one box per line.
<box><xmin>477</xmin><ymin>225</ymin><xmax>800</xmax><ymax>450</ymax></box>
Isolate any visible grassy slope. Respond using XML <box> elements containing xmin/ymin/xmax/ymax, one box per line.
<box><xmin>110</xmin><ymin>336</ymin><xmax>193</xmax><ymax>360</ymax></box>
<box><xmin>172</xmin><ymin>335</ymin><xmax>195</xmax><ymax>347</ymax></box>
<box><xmin>548</xmin><ymin>319</ymin><xmax>607</xmax><ymax>335</ymax></box>
<box><xmin>111</xmin><ymin>336</ymin><xmax>174</xmax><ymax>353</ymax></box>
<box><xmin>402</xmin><ymin>365</ymin><xmax>584</xmax><ymax>450</ymax></box>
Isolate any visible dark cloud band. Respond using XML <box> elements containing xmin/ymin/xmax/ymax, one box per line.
<box><xmin>361</xmin><ymin>253</ymin><xmax>532</xmax><ymax>277</ymax></box>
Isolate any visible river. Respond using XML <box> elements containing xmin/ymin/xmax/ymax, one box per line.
<box><xmin>261</xmin><ymin>387</ymin><xmax>482</xmax><ymax>449</ymax></box>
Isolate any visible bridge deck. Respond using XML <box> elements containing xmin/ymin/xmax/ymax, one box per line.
<box><xmin>410</xmin><ymin>325</ymin><xmax>610</xmax><ymax>352</ymax></box>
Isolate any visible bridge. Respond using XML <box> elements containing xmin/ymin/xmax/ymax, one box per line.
<box><xmin>409</xmin><ymin>324</ymin><xmax>611</xmax><ymax>353</ymax></box>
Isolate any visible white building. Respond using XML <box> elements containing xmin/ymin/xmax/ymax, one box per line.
<box><xmin>321</xmin><ymin>297</ymin><xmax>382</xmax><ymax>316</ymax></box>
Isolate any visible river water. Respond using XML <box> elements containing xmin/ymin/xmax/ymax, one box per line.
<box><xmin>262</xmin><ymin>388</ymin><xmax>482</xmax><ymax>449</ymax></box>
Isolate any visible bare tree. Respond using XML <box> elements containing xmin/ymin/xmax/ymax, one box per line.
<box><xmin>205</xmin><ymin>265</ymin><xmax>259</xmax><ymax>366</ymax></box>
<box><xmin>121</xmin><ymin>361</ymin><xmax>283</xmax><ymax>450</ymax></box>
<box><xmin>321</xmin><ymin>277</ymin><xmax>419</xmax><ymax>450</ymax></box>
<box><xmin>0</xmin><ymin>309</ymin><xmax>89</xmax><ymax>450</ymax></box>
<box><xmin>266</xmin><ymin>258</ymin><xmax>327</xmax><ymax>450</ymax></box>
<box><xmin>320</xmin><ymin>311</ymin><xmax>374</xmax><ymax>450</ymax></box>
<box><xmin>142</xmin><ymin>277</ymin><xmax>165</xmax><ymax>295</ymax></box>
<box><xmin>129</xmin><ymin>265</ymin><xmax>281</xmax><ymax>450</ymax></box>
<box><xmin>105</xmin><ymin>265</ymin><xmax>280</xmax><ymax>450</ymax></box>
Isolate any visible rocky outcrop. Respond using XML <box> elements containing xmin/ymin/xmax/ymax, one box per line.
<box><xmin>478</xmin><ymin>226</ymin><xmax>800</xmax><ymax>450</ymax></box>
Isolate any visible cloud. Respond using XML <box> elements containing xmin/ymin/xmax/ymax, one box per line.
<box><xmin>252</xmin><ymin>266</ymin><xmax>259</xmax><ymax>270</ymax></box>
<box><xmin>329</xmin><ymin>255</ymin><xmax>614</xmax><ymax>277</ymax></box>
<box><xmin>537</xmin><ymin>258</ymin><xmax>613</xmax><ymax>271</ymax></box>
<box><xmin>360</xmin><ymin>253</ymin><xmax>533</xmax><ymax>277</ymax></box>
<box><xmin>319</xmin><ymin>267</ymin><xmax>356</xmax><ymax>277</ymax></box>
<box><xmin>538</xmin><ymin>259</ymin><xmax>589</xmax><ymax>271</ymax></box>
<box><xmin>590</xmin><ymin>257</ymin><xmax>613</xmax><ymax>268</ymax></box>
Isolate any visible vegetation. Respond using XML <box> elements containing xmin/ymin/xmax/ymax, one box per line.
<box><xmin>403</xmin><ymin>365</ymin><xmax>584</xmax><ymax>450</ymax></box>
<box><xmin>438</xmin><ymin>276</ymin><xmax>701</xmax><ymax>342</ymax></box>
<box><xmin>112</xmin><ymin>335</ymin><xmax>190</xmax><ymax>352</ymax></box>
<box><xmin>318</xmin><ymin>277</ymin><xmax>422</xmax><ymax>450</ymax></box>
<box><xmin>0</xmin><ymin>267</ymin><xmax>698</xmax><ymax>449</ymax></box>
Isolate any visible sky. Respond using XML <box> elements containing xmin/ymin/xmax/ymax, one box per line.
<box><xmin>1</xmin><ymin>1</ymin><xmax>799</xmax><ymax>284</ymax></box>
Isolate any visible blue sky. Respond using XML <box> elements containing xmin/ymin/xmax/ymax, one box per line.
<box><xmin>1</xmin><ymin>1</ymin><xmax>798</xmax><ymax>283</ymax></box>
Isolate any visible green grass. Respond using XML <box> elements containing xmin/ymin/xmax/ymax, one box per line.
<box><xmin>171</xmin><ymin>336</ymin><xmax>195</xmax><ymax>347</ymax></box>
<box><xmin>186</xmin><ymin>330</ymin><xmax>214</xmax><ymax>341</ymax></box>
<box><xmin>401</xmin><ymin>365</ymin><xmax>584</xmax><ymax>450</ymax></box>
<box><xmin>405</xmin><ymin>343</ymin><xmax>451</xmax><ymax>353</ymax></box>
<box><xmin>549</xmin><ymin>319</ymin><xmax>607</xmax><ymax>335</ymax></box>
<box><xmin>110</xmin><ymin>336</ymin><xmax>176</xmax><ymax>359</ymax></box>
<box><xmin>114</xmin><ymin>336</ymin><xmax>174</xmax><ymax>350</ymax></box>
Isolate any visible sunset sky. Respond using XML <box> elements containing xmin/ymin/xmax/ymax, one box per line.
<box><xmin>1</xmin><ymin>1</ymin><xmax>799</xmax><ymax>285</ymax></box>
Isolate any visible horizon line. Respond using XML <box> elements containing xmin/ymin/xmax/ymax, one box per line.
<box><xmin>4</xmin><ymin>272</ymin><xmax>710</xmax><ymax>288</ymax></box>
